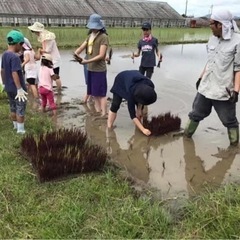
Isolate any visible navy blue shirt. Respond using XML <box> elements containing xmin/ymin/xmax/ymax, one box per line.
<box><xmin>138</xmin><ymin>37</ymin><xmax>158</xmax><ymax>67</ymax></box>
<box><xmin>1</xmin><ymin>51</ymin><xmax>26</xmax><ymax>93</ymax></box>
<box><xmin>110</xmin><ymin>70</ymin><xmax>155</xmax><ymax>119</ymax></box>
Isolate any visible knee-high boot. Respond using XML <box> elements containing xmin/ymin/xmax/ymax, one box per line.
<box><xmin>228</xmin><ymin>127</ymin><xmax>239</xmax><ymax>146</ymax></box>
<box><xmin>184</xmin><ymin>119</ymin><xmax>199</xmax><ymax>138</ymax></box>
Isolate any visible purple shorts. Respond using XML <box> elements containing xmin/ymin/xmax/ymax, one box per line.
<box><xmin>87</xmin><ymin>71</ymin><xmax>107</xmax><ymax>97</ymax></box>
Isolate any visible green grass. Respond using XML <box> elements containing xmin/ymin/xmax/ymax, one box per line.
<box><xmin>0</xmin><ymin>26</ymin><xmax>211</xmax><ymax>50</ymax></box>
<box><xmin>1</xmin><ymin>98</ymin><xmax>240</xmax><ymax>238</ymax></box>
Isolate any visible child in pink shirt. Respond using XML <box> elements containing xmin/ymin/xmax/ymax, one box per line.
<box><xmin>38</xmin><ymin>54</ymin><xmax>59</xmax><ymax>116</ymax></box>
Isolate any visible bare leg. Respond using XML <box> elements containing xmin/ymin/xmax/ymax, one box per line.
<box><xmin>55</xmin><ymin>78</ymin><xmax>62</xmax><ymax>94</ymax></box>
<box><xmin>30</xmin><ymin>85</ymin><xmax>39</xmax><ymax>99</ymax></box>
<box><xmin>107</xmin><ymin>110</ymin><xmax>117</xmax><ymax>128</ymax></box>
<box><xmin>100</xmin><ymin>96</ymin><xmax>107</xmax><ymax>116</ymax></box>
<box><xmin>93</xmin><ymin>97</ymin><xmax>101</xmax><ymax>113</ymax></box>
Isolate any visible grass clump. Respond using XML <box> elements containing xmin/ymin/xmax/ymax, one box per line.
<box><xmin>21</xmin><ymin>128</ymin><xmax>107</xmax><ymax>182</ymax></box>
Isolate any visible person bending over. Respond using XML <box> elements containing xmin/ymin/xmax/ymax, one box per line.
<box><xmin>107</xmin><ymin>70</ymin><xmax>157</xmax><ymax>136</ymax></box>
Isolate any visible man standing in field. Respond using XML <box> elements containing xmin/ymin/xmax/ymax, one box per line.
<box><xmin>184</xmin><ymin>9</ymin><xmax>240</xmax><ymax>146</ymax></box>
<box><xmin>132</xmin><ymin>22</ymin><xmax>162</xmax><ymax>79</ymax></box>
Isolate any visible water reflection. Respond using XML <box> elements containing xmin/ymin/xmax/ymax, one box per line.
<box><xmin>16</xmin><ymin>44</ymin><xmax>240</xmax><ymax>198</ymax></box>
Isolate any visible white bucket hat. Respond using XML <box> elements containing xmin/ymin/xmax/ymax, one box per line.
<box><xmin>42</xmin><ymin>53</ymin><xmax>53</xmax><ymax>62</ymax></box>
<box><xmin>86</xmin><ymin>14</ymin><xmax>104</xmax><ymax>30</ymax></box>
<box><xmin>28</xmin><ymin>22</ymin><xmax>45</xmax><ymax>32</ymax></box>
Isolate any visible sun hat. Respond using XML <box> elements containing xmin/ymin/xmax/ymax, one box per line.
<box><xmin>42</xmin><ymin>53</ymin><xmax>53</xmax><ymax>62</ymax></box>
<box><xmin>6</xmin><ymin>30</ymin><xmax>24</xmax><ymax>45</ymax></box>
<box><xmin>28</xmin><ymin>22</ymin><xmax>45</xmax><ymax>32</ymax></box>
<box><xmin>134</xmin><ymin>84</ymin><xmax>157</xmax><ymax>105</ymax></box>
<box><xmin>86</xmin><ymin>13</ymin><xmax>104</xmax><ymax>30</ymax></box>
<box><xmin>142</xmin><ymin>22</ymin><xmax>151</xmax><ymax>30</ymax></box>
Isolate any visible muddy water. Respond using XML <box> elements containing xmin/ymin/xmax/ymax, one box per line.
<box><xmin>49</xmin><ymin>44</ymin><xmax>240</xmax><ymax>198</ymax></box>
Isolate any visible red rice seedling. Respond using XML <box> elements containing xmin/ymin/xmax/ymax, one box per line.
<box><xmin>143</xmin><ymin>112</ymin><xmax>181</xmax><ymax>136</ymax></box>
<box><xmin>21</xmin><ymin>128</ymin><xmax>107</xmax><ymax>182</ymax></box>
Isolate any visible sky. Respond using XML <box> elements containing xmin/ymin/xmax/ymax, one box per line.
<box><xmin>153</xmin><ymin>0</ymin><xmax>240</xmax><ymax>17</ymax></box>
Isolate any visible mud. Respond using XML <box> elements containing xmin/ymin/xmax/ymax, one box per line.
<box><xmin>33</xmin><ymin>44</ymin><xmax>240</xmax><ymax>198</ymax></box>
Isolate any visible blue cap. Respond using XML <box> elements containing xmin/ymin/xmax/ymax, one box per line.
<box><xmin>142</xmin><ymin>22</ymin><xmax>151</xmax><ymax>30</ymax></box>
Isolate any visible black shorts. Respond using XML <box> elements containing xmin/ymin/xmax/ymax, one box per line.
<box><xmin>26</xmin><ymin>78</ymin><xmax>36</xmax><ymax>85</ymax></box>
<box><xmin>53</xmin><ymin>67</ymin><xmax>60</xmax><ymax>75</ymax></box>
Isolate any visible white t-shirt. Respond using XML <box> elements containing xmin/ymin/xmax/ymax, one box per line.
<box><xmin>24</xmin><ymin>50</ymin><xmax>38</xmax><ymax>79</ymax></box>
<box><xmin>43</xmin><ymin>39</ymin><xmax>61</xmax><ymax>68</ymax></box>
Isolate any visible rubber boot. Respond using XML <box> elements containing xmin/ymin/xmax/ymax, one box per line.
<box><xmin>184</xmin><ymin>119</ymin><xmax>199</xmax><ymax>138</ymax></box>
<box><xmin>228</xmin><ymin>127</ymin><xmax>239</xmax><ymax>146</ymax></box>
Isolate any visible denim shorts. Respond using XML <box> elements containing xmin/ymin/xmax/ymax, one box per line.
<box><xmin>7</xmin><ymin>92</ymin><xmax>27</xmax><ymax>117</ymax></box>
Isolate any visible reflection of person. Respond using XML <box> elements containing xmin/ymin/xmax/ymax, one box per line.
<box><xmin>74</xmin><ymin>13</ymin><xmax>109</xmax><ymax>116</ymax></box>
<box><xmin>28</xmin><ymin>22</ymin><xmax>62</xmax><ymax>93</ymax></box>
<box><xmin>107</xmin><ymin>70</ymin><xmax>157</xmax><ymax>136</ymax></box>
<box><xmin>38</xmin><ymin>54</ymin><xmax>59</xmax><ymax>116</ymax></box>
<box><xmin>183</xmin><ymin>138</ymin><xmax>236</xmax><ymax>195</ymax></box>
<box><xmin>184</xmin><ymin>9</ymin><xmax>240</xmax><ymax>146</ymax></box>
<box><xmin>1</xmin><ymin>30</ymin><xmax>28</xmax><ymax>134</ymax></box>
<box><xmin>131</xmin><ymin>22</ymin><xmax>162</xmax><ymax>79</ymax></box>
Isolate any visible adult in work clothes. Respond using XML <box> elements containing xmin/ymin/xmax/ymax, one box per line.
<box><xmin>184</xmin><ymin>9</ymin><xmax>240</xmax><ymax>146</ymax></box>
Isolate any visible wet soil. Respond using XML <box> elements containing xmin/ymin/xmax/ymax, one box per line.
<box><xmin>35</xmin><ymin>44</ymin><xmax>240</xmax><ymax>198</ymax></box>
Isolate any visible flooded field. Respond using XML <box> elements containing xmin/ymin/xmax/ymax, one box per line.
<box><xmin>6</xmin><ymin>43</ymin><xmax>239</xmax><ymax>199</ymax></box>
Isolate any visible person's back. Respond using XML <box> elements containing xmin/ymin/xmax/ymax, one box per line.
<box><xmin>2</xmin><ymin>51</ymin><xmax>26</xmax><ymax>93</ymax></box>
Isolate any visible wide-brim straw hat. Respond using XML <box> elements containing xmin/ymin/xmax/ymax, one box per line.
<box><xmin>28</xmin><ymin>22</ymin><xmax>45</xmax><ymax>32</ymax></box>
<box><xmin>86</xmin><ymin>13</ymin><xmax>104</xmax><ymax>30</ymax></box>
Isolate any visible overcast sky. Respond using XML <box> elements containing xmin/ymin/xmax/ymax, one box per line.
<box><xmin>154</xmin><ymin>0</ymin><xmax>240</xmax><ymax>17</ymax></box>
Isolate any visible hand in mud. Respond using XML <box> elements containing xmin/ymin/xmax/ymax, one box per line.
<box><xmin>142</xmin><ymin>128</ymin><xmax>151</xmax><ymax>136</ymax></box>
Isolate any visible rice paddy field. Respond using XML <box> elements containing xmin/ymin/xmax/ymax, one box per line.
<box><xmin>0</xmin><ymin>26</ymin><xmax>211</xmax><ymax>50</ymax></box>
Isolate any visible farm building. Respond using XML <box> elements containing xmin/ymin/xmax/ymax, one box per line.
<box><xmin>0</xmin><ymin>0</ymin><xmax>185</xmax><ymax>28</ymax></box>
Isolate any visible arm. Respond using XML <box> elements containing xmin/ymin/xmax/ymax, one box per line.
<box><xmin>234</xmin><ymin>71</ymin><xmax>240</xmax><ymax>92</ymax></box>
<box><xmin>74</xmin><ymin>41</ymin><xmax>87</xmax><ymax>55</ymax></box>
<box><xmin>1</xmin><ymin>69</ymin><xmax>5</xmax><ymax>84</ymax></box>
<box><xmin>51</xmin><ymin>74</ymin><xmax>60</xmax><ymax>81</ymax></box>
<box><xmin>34</xmin><ymin>48</ymin><xmax>41</xmax><ymax>60</ymax></box>
<box><xmin>81</xmin><ymin>44</ymin><xmax>107</xmax><ymax>64</ymax></box>
<box><xmin>132</xmin><ymin>117</ymin><xmax>151</xmax><ymax>136</ymax></box>
<box><xmin>12</xmin><ymin>71</ymin><xmax>22</xmax><ymax>89</ymax></box>
<box><xmin>21</xmin><ymin>52</ymin><xmax>30</xmax><ymax>68</ymax></box>
<box><xmin>132</xmin><ymin>49</ymin><xmax>141</xmax><ymax>58</ymax></box>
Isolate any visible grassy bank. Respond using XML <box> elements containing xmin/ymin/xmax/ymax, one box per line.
<box><xmin>0</xmin><ymin>27</ymin><xmax>211</xmax><ymax>50</ymax></box>
<box><xmin>1</xmin><ymin>96</ymin><xmax>240</xmax><ymax>238</ymax></box>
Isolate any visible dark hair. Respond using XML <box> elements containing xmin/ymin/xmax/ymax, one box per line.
<box><xmin>41</xmin><ymin>58</ymin><xmax>53</xmax><ymax>68</ymax></box>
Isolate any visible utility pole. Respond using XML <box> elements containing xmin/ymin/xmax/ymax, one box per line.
<box><xmin>185</xmin><ymin>0</ymin><xmax>188</xmax><ymax>17</ymax></box>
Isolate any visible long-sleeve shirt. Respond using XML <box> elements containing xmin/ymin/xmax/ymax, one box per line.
<box><xmin>198</xmin><ymin>31</ymin><xmax>240</xmax><ymax>100</ymax></box>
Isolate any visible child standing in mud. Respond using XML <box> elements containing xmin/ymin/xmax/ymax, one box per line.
<box><xmin>1</xmin><ymin>30</ymin><xmax>28</xmax><ymax>134</ymax></box>
<box><xmin>38</xmin><ymin>54</ymin><xmax>59</xmax><ymax>116</ymax></box>
<box><xmin>131</xmin><ymin>22</ymin><xmax>162</xmax><ymax>79</ymax></box>
<box><xmin>21</xmin><ymin>41</ymin><xmax>39</xmax><ymax>101</ymax></box>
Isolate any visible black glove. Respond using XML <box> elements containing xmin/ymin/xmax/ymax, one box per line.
<box><xmin>196</xmin><ymin>78</ymin><xmax>201</xmax><ymax>90</ymax></box>
<box><xmin>229</xmin><ymin>91</ymin><xmax>239</xmax><ymax>103</ymax></box>
<box><xmin>157</xmin><ymin>61</ymin><xmax>161</xmax><ymax>68</ymax></box>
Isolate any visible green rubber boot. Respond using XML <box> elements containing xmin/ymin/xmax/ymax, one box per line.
<box><xmin>228</xmin><ymin>127</ymin><xmax>239</xmax><ymax>146</ymax></box>
<box><xmin>184</xmin><ymin>119</ymin><xmax>199</xmax><ymax>138</ymax></box>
